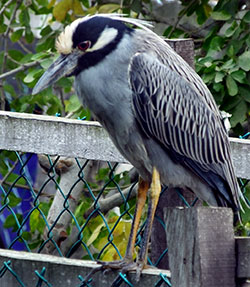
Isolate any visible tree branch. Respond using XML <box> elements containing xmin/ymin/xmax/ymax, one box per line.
<box><xmin>18</xmin><ymin>39</ymin><xmax>33</xmax><ymax>54</ymax></box>
<box><xmin>0</xmin><ymin>60</ymin><xmax>41</xmax><ymax>80</ymax></box>
<box><xmin>84</xmin><ymin>183</ymin><xmax>138</xmax><ymax>219</ymax></box>
<box><xmin>0</xmin><ymin>158</ymin><xmax>19</xmax><ymax>186</ymax></box>
<box><xmin>0</xmin><ymin>0</ymin><xmax>22</xmax><ymax>110</ymax></box>
<box><xmin>0</xmin><ymin>0</ymin><xmax>15</xmax><ymax>18</ymax></box>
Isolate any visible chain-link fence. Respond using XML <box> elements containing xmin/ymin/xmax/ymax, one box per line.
<box><xmin>0</xmin><ymin>146</ymin><xmax>250</xmax><ymax>286</ymax></box>
<box><xmin>0</xmin><ymin>151</ymin><xmax>175</xmax><ymax>286</ymax></box>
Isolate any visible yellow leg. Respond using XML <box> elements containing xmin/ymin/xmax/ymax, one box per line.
<box><xmin>137</xmin><ymin>167</ymin><xmax>161</xmax><ymax>271</ymax></box>
<box><xmin>95</xmin><ymin>168</ymin><xmax>160</xmax><ymax>284</ymax></box>
<box><xmin>97</xmin><ymin>176</ymin><xmax>149</xmax><ymax>269</ymax></box>
<box><xmin>125</xmin><ymin>177</ymin><xmax>149</xmax><ymax>260</ymax></box>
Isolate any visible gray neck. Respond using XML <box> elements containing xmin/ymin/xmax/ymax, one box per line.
<box><xmin>74</xmin><ymin>33</ymin><xmax>137</xmax><ymax>132</ymax></box>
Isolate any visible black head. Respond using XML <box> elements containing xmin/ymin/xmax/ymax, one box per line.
<box><xmin>32</xmin><ymin>15</ymin><xmax>152</xmax><ymax>95</ymax></box>
<box><xmin>56</xmin><ymin>15</ymin><xmax>133</xmax><ymax>75</ymax></box>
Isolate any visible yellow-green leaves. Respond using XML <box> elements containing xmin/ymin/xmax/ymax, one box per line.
<box><xmin>98</xmin><ymin>4</ymin><xmax>120</xmax><ymax>14</ymax></box>
<box><xmin>52</xmin><ymin>0</ymin><xmax>85</xmax><ymax>22</ymax></box>
<box><xmin>211</xmin><ymin>10</ymin><xmax>231</xmax><ymax>21</ymax></box>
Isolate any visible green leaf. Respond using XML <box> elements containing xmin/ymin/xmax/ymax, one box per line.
<box><xmin>4</xmin><ymin>84</ymin><xmax>16</xmax><ymax>98</ymax></box>
<box><xmin>239</xmin><ymin>86</ymin><xmax>250</xmax><ymax>103</ymax></box>
<box><xmin>40</xmin><ymin>58</ymin><xmax>54</xmax><ymax>69</ymax></box>
<box><xmin>8</xmin><ymin>50</ymin><xmax>24</xmax><ymax>62</ymax></box>
<box><xmin>0</xmin><ymin>23</ymin><xmax>7</xmax><ymax>33</ymax></box>
<box><xmin>23</xmin><ymin>69</ymin><xmax>43</xmax><ymax>83</ymax></box>
<box><xmin>21</xmin><ymin>231</ymin><xmax>32</xmax><ymax>241</ymax></box>
<box><xmin>6</xmin><ymin>192</ymin><xmax>22</xmax><ymax>207</ymax></box>
<box><xmin>225</xmin><ymin>21</ymin><xmax>237</xmax><ymax>37</ymax></box>
<box><xmin>211</xmin><ymin>11</ymin><xmax>231</xmax><ymax>21</ymax></box>
<box><xmin>4</xmin><ymin>173</ymin><xmax>26</xmax><ymax>186</ymax></box>
<box><xmin>221</xmin><ymin>59</ymin><xmax>235</xmax><ymax>70</ymax></box>
<box><xmin>99</xmin><ymin>4</ymin><xmax>120</xmax><ymax>13</ymax></box>
<box><xmin>243</xmin><ymin>11</ymin><xmax>250</xmax><ymax>23</ymax></box>
<box><xmin>230</xmin><ymin>100</ymin><xmax>247</xmax><ymax>127</ymax></box>
<box><xmin>213</xmin><ymin>0</ymin><xmax>238</xmax><ymax>17</ymax></box>
<box><xmin>53</xmin><ymin>0</ymin><xmax>71</xmax><ymax>22</ymax></box>
<box><xmin>29</xmin><ymin>240</ymin><xmax>42</xmax><ymax>250</ymax></box>
<box><xmin>227</xmin><ymin>45</ymin><xmax>234</xmax><ymax>57</ymax></box>
<box><xmin>213</xmin><ymin>82</ymin><xmax>223</xmax><ymax>92</ymax></box>
<box><xmin>36</xmin><ymin>37</ymin><xmax>55</xmax><ymax>52</ymax></box>
<box><xmin>19</xmin><ymin>9</ymin><xmax>30</xmax><ymax>26</ymax></box>
<box><xmin>87</xmin><ymin>221</ymin><xmax>105</xmax><ymax>246</ymax></box>
<box><xmin>40</xmin><ymin>25</ymin><xmax>52</xmax><ymax>37</ymax></box>
<box><xmin>25</xmin><ymin>28</ymin><xmax>34</xmax><ymax>43</ymax></box>
<box><xmin>20</xmin><ymin>54</ymin><xmax>33</xmax><ymax>64</ymax></box>
<box><xmin>238</xmin><ymin>51</ymin><xmax>250</xmax><ymax>72</ymax></box>
<box><xmin>80</xmin><ymin>0</ymin><xmax>89</xmax><ymax>8</ymax></box>
<box><xmin>246</xmin><ymin>34</ymin><xmax>250</xmax><ymax>48</ymax></box>
<box><xmin>226</xmin><ymin>75</ymin><xmax>238</xmax><ymax>96</ymax></box>
<box><xmin>163</xmin><ymin>26</ymin><xmax>172</xmax><ymax>38</ymax></box>
<box><xmin>10</xmin><ymin>29</ymin><xmax>24</xmax><ymax>42</ymax></box>
<box><xmin>202</xmin><ymin>73</ymin><xmax>214</xmax><ymax>83</ymax></box>
<box><xmin>196</xmin><ymin>4</ymin><xmax>211</xmax><ymax>25</ymax></box>
<box><xmin>30</xmin><ymin>209</ymin><xmax>45</xmax><ymax>234</ymax></box>
<box><xmin>231</xmin><ymin>70</ymin><xmax>246</xmax><ymax>83</ymax></box>
<box><xmin>57</xmin><ymin>77</ymin><xmax>72</xmax><ymax>88</ymax></box>
<box><xmin>215</xmin><ymin>72</ymin><xmax>224</xmax><ymax>83</ymax></box>
<box><xmin>4</xmin><ymin>214</ymin><xmax>23</xmax><ymax>232</ymax></box>
<box><xmin>208</xmin><ymin>36</ymin><xmax>224</xmax><ymax>54</ymax></box>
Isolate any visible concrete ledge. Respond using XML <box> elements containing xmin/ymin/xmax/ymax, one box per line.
<box><xmin>0</xmin><ymin>249</ymin><xmax>170</xmax><ymax>287</ymax></box>
<box><xmin>0</xmin><ymin>111</ymin><xmax>250</xmax><ymax>179</ymax></box>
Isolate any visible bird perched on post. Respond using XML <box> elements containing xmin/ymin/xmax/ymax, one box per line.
<box><xmin>33</xmin><ymin>14</ymin><xmax>246</xmax><ymax>280</ymax></box>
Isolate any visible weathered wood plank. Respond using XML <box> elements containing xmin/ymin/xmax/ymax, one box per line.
<box><xmin>164</xmin><ymin>207</ymin><xmax>236</xmax><ymax>287</ymax></box>
<box><xmin>0</xmin><ymin>111</ymin><xmax>250</xmax><ymax>179</ymax></box>
<box><xmin>0</xmin><ymin>249</ymin><xmax>170</xmax><ymax>287</ymax></box>
<box><xmin>236</xmin><ymin>237</ymin><xmax>250</xmax><ymax>279</ymax></box>
<box><xmin>0</xmin><ymin>111</ymin><xmax>126</xmax><ymax>163</ymax></box>
<box><xmin>230</xmin><ymin>138</ymin><xmax>250</xmax><ymax>179</ymax></box>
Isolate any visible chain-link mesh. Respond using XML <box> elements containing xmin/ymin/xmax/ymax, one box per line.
<box><xmin>0</xmin><ymin>150</ymin><xmax>249</xmax><ymax>286</ymax></box>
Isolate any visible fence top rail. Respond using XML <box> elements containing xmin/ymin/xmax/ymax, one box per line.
<box><xmin>0</xmin><ymin>248</ymin><xmax>171</xmax><ymax>286</ymax></box>
<box><xmin>0</xmin><ymin>111</ymin><xmax>250</xmax><ymax>179</ymax></box>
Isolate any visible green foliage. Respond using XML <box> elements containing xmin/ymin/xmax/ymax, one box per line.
<box><xmin>4</xmin><ymin>213</ymin><xmax>23</xmax><ymax>232</ymax></box>
<box><xmin>28</xmin><ymin>201</ymin><xmax>51</xmax><ymax>249</ymax></box>
<box><xmin>193</xmin><ymin>1</ymin><xmax>250</xmax><ymax>130</ymax></box>
<box><xmin>1</xmin><ymin>0</ymin><xmax>248</xmax><ymax>129</ymax></box>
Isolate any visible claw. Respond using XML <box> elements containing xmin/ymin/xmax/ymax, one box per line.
<box><xmin>135</xmin><ymin>262</ymin><xmax>143</xmax><ymax>282</ymax></box>
<box><xmin>97</xmin><ymin>258</ymin><xmax>146</xmax><ymax>284</ymax></box>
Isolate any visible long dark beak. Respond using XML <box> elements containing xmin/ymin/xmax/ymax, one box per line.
<box><xmin>32</xmin><ymin>52</ymin><xmax>79</xmax><ymax>95</ymax></box>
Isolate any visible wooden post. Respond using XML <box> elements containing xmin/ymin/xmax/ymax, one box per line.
<box><xmin>164</xmin><ymin>207</ymin><xmax>236</xmax><ymax>287</ymax></box>
<box><xmin>151</xmin><ymin>188</ymin><xmax>202</xmax><ymax>269</ymax></box>
<box><xmin>236</xmin><ymin>237</ymin><xmax>250</xmax><ymax>286</ymax></box>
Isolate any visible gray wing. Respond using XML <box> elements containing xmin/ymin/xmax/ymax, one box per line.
<box><xmin>128</xmin><ymin>52</ymin><xmax>242</xmax><ymax>210</ymax></box>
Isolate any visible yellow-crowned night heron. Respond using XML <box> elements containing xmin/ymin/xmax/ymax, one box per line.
<box><xmin>33</xmin><ymin>14</ymin><xmax>246</xmax><ymax>280</ymax></box>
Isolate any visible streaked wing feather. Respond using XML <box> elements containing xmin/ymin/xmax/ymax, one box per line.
<box><xmin>129</xmin><ymin>52</ymin><xmax>241</xmax><ymax>209</ymax></box>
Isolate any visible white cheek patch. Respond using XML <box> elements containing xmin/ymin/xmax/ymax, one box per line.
<box><xmin>88</xmin><ymin>27</ymin><xmax>118</xmax><ymax>52</ymax></box>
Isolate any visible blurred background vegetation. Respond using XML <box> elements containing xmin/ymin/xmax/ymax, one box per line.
<box><xmin>0</xmin><ymin>0</ymin><xmax>249</xmax><ymax>134</ymax></box>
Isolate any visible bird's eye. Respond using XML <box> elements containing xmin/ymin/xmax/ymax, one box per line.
<box><xmin>77</xmin><ymin>41</ymin><xmax>91</xmax><ymax>51</ymax></box>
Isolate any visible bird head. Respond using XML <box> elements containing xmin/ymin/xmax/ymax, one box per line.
<box><xmin>32</xmin><ymin>14</ymin><xmax>152</xmax><ymax>95</ymax></box>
